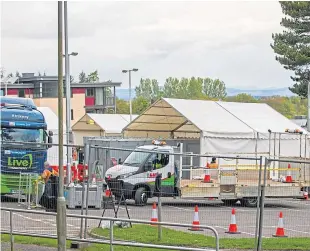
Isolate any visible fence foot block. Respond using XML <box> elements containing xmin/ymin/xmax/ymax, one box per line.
<box><xmin>70</xmin><ymin>242</ymin><xmax>90</xmax><ymax>249</ymax></box>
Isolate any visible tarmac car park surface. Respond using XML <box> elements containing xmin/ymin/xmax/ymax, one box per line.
<box><xmin>1</xmin><ymin>196</ymin><xmax>310</xmax><ymax>239</ymax></box>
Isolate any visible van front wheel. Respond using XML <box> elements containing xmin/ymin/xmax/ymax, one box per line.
<box><xmin>135</xmin><ymin>187</ymin><xmax>148</xmax><ymax>206</ymax></box>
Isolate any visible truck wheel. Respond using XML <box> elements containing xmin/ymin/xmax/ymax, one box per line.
<box><xmin>241</xmin><ymin>198</ymin><xmax>258</xmax><ymax>207</ymax></box>
<box><xmin>222</xmin><ymin>199</ymin><xmax>239</xmax><ymax>206</ymax></box>
<box><xmin>135</xmin><ymin>187</ymin><xmax>148</xmax><ymax>206</ymax></box>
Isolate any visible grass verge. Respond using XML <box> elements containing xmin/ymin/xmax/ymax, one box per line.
<box><xmin>2</xmin><ymin>225</ymin><xmax>310</xmax><ymax>251</ymax></box>
<box><xmin>90</xmin><ymin>224</ymin><xmax>310</xmax><ymax>250</ymax></box>
<box><xmin>1</xmin><ymin>234</ymin><xmax>71</xmax><ymax>248</ymax></box>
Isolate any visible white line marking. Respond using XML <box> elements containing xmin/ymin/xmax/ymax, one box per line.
<box><xmin>214</xmin><ymin>226</ymin><xmax>262</xmax><ymax>237</ymax></box>
<box><xmin>10</xmin><ymin>212</ymin><xmax>80</xmax><ymax>229</ymax></box>
<box><xmin>285</xmin><ymin>228</ymin><xmax>310</xmax><ymax>234</ymax></box>
<box><xmin>167</xmin><ymin>206</ymin><xmax>192</xmax><ymax>211</ymax></box>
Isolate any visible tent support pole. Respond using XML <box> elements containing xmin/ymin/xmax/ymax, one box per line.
<box><xmin>273</xmin><ymin>133</ymin><xmax>276</xmax><ymax>175</ymax></box>
<box><xmin>255</xmin><ymin>132</ymin><xmax>258</xmax><ymax>169</ymax></box>
<box><xmin>299</xmin><ymin>134</ymin><xmax>302</xmax><ymax>184</ymax></box>
<box><xmin>304</xmin><ymin>134</ymin><xmax>307</xmax><ymax>183</ymax></box>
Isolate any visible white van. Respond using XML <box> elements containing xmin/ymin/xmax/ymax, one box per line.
<box><xmin>105</xmin><ymin>140</ymin><xmax>179</xmax><ymax>205</ymax></box>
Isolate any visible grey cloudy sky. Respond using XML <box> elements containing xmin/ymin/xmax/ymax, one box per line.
<box><xmin>1</xmin><ymin>1</ymin><xmax>293</xmax><ymax>89</ymax></box>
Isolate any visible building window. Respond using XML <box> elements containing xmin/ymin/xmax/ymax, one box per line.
<box><xmin>71</xmin><ymin>109</ymin><xmax>74</xmax><ymax>120</ymax></box>
<box><xmin>86</xmin><ymin>88</ymin><xmax>94</xmax><ymax>97</ymax></box>
<box><xmin>18</xmin><ymin>89</ymin><xmax>25</xmax><ymax>97</ymax></box>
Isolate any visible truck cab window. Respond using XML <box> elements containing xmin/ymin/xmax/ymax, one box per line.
<box><xmin>148</xmin><ymin>152</ymin><xmax>170</xmax><ymax>170</ymax></box>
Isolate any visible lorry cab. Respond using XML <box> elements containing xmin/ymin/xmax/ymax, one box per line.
<box><xmin>105</xmin><ymin>140</ymin><xmax>178</xmax><ymax>205</ymax></box>
<box><xmin>0</xmin><ymin>97</ymin><xmax>53</xmax><ymax>195</ymax></box>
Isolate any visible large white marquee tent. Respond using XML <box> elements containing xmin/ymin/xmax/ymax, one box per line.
<box><xmin>123</xmin><ymin>98</ymin><xmax>309</xmax><ymax>164</ymax></box>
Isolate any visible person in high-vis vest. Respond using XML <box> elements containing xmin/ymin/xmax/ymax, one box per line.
<box><xmin>40</xmin><ymin>161</ymin><xmax>58</xmax><ymax>183</ymax></box>
<box><xmin>208</xmin><ymin>157</ymin><xmax>218</xmax><ymax>169</ymax></box>
<box><xmin>206</xmin><ymin>157</ymin><xmax>218</xmax><ymax>181</ymax></box>
<box><xmin>152</xmin><ymin>154</ymin><xmax>163</xmax><ymax>169</ymax></box>
<box><xmin>38</xmin><ymin>161</ymin><xmax>59</xmax><ymax>212</ymax></box>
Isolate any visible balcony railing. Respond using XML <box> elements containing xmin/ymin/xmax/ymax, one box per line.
<box><xmin>84</xmin><ymin>96</ymin><xmax>115</xmax><ymax>113</ymax></box>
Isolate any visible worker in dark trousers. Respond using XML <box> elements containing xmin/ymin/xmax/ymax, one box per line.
<box><xmin>39</xmin><ymin>161</ymin><xmax>59</xmax><ymax>212</ymax></box>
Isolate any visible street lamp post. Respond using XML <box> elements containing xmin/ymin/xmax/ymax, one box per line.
<box><xmin>63</xmin><ymin>51</ymin><xmax>77</xmax><ymax>185</ymax></box>
<box><xmin>57</xmin><ymin>2</ymin><xmax>66</xmax><ymax>251</ymax></box>
<box><xmin>122</xmin><ymin>68</ymin><xmax>138</xmax><ymax>122</ymax></box>
<box><xmin>64</xmin><ymin>0</ymin><xmax>78</xmax><ymax>185</ymax></box>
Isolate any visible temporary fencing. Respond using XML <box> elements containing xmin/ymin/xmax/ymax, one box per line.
<box><xmin>87</xmin><ymin>142</ymin><xmax>310</xmax><ymax>251</ymax></box>
<box><xmin>1</xmin><ymin>207</ymin><xmax>220</xmax><ymax>251</ymax></box>
<box><xmin>1</xmin><ymin>140</ymin><xmax>310</xmax><ymax>251</ymax></box>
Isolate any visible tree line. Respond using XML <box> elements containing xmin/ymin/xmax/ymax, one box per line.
<box><xmin>115</xmin><ymin>77</ymin><xmax>308</xmax><ymax>119</ymax></box>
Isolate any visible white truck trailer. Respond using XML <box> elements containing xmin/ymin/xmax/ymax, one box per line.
<box><xmin>37</xmin><ymin>107</ymin><xmax>67</xmax><ymax>169</ymax></box>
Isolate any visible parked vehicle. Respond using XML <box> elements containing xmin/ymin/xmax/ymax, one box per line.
<box><xmin>105</xmin><ymin>140</ymin><xmax>307</xmax><ymax>206</ymax></box>
<box><xmin>0</xmin><ymin>97</ymin><xmax>53</xmax><ymax>195</ymax></box>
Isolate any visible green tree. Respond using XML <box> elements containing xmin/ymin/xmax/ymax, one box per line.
<box><xmin>226</xmin><ymin>93</ymin><xmax>258</xmax><ymax>103</ymax></box>
<box><xmin>116</xmin><ymin>98</ymin><xmax>129</xmax><ymax>114</ymax></box>
<box><xmin>7</xmin><ymin>72</ymin><xmax>13</xmax><ymax>78</ymax></box>
<box><xmin>162</xmin><ymin>77</ymin><xmax>180</xmax><ymax>98</ymax></box>
<box><xmin>15</xmin><ymin>71</ymin><xmax>21</xmax><ymax>77</ymax></box>
<box><xmin>87</xmin><ymin>70</ymin><xmax>99</xmax><ymax>83</ymax></box>
<box><xmin>271</xmin><ymin>1</ymin><xmax>310</xmax><ymax>98</ymax></box>
<box><xmin>135</xmin><ymin>78</ymin><xmax>162</xmax><ymax>103</ymax></box>
<box><xmin>162</xmin><ymin>77</ymin><xmax>205</xmax><ymax>99</ymax></box>
<box><xmin>132</xmin><ymin>96</ymin><xmax>150</xmax><ymax>114</ymax></box>
<box><xmin>203</xmin><ymin>78</ymin><xmax>227</xmax><ymax>99</ymax></box>
<box><xmin>79</xmin><ymin>71</ymin><xmax>86</xmax><ymax>83</ymax></box>
<box><xmin>38</xmin><ymin>71</ymin><xmax>41</xmax><ymax>77</ymax></box>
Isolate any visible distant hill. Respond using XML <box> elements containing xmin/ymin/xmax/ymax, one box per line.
<box><xmin>116</xmin><ymin>87</ymin><xmax>295</xmax><ymax>100</ymax></box>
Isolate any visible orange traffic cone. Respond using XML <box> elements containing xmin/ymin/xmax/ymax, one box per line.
<box><xmin>273</xmin><ymin>212</ymin><xmax>287</xmax><ymax>237</ymax></box>
<box><xmin>150</xmin><ymin>202</ymin><xmax>158</xmax><ymax>226</ymax></box>
<box><xmin>105</xmin><ymin>185</ymin><xmax>112</xmax><ymax>197</ymax></box>
<box><xmin>203</xmin><ymin>168</ymin><xmax>212</xmax><ymax>183</ymax></box>
<box><xmin>285</xmin><ymin>164</ymin><xmax>293</xmax><ymax>183</ymax></box>
<box><xmin>226</xmin><ymin>208</ymin><xmax>241</xmax><ymax>234</ymax></box>
<box><xmin>189</xmin><ymin>205</ymin><xmax>203</xmax><ymax>231</ymax></box>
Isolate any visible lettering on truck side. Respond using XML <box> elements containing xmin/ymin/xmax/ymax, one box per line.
<box><xmin>7</xmin><ymin>154</ymin><xmax>33</xmax><ymax>169</ymax></box>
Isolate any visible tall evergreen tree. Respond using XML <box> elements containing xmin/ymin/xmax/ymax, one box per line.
<box><xmin>271</xmin><ymin>1</ymin><xmax>310</xmax><ymax>98</ymax></box>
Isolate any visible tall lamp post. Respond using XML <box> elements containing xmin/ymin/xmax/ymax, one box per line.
<box><xmin>122</xmin><ymin>68</ymin><xmax>138</xmax><ymax>122</ymax></box>
<box><xmin>57</xmin><ymin>2</ymin><xmax>66</xmax><ymax>251</ymax></box>
<box><xmin>64</xmin><ymin>0</ymin><xmax>78</xmax><ymax>185</ymax></box>
<box><xmin>63</xmin><ymin>51</ymin><xmax>78</xmax><ymax>185</ymax></box>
